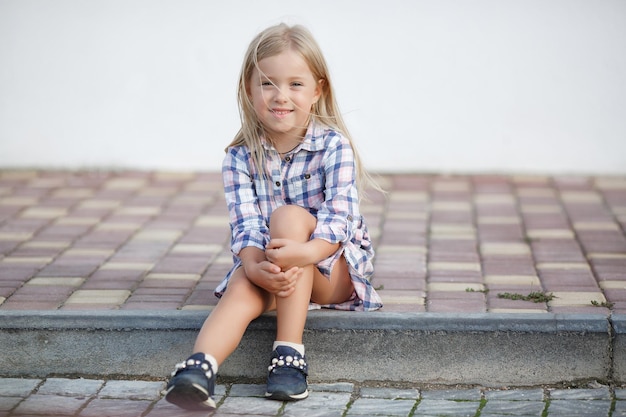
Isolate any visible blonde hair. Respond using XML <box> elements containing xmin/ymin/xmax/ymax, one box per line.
<box><xmin>227</xmin><ymin>23</ymin><xmax>380</xmax><ymax>198</ymax></box>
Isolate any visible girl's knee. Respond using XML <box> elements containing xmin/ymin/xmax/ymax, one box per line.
<box><xmin>269</xmin><ymin>205</ymin><xmax>315</xmax><ymax>239</ymax></box>
<box><xmin>270</xmin><ymin>205</ymin><xmax>309</xmax><ymax>222</ymax></box>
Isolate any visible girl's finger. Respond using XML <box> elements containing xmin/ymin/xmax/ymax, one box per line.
<box><xmin>266</xmin><ymin>239</ymin><xmax>286</xmax><ymax>249</ymax></box>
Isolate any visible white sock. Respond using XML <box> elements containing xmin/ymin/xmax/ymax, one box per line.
<box><xmin>273</xmin><ymin>341</ymin><xmax>305</xmax><ymax>356</ymax></box>
<box><xmin>202</xmin><ymin>353</ymin><xmax>219</xmax><ymax>373</ymax></box>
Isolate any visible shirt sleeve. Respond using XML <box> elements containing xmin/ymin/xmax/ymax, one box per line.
<box><xmin>310</xmin><ymin>132</ymin><xmax>360</xmax><ymax>245</ymax></box>
<box><xmin>222</xmin><ymin>147</ymin><xmax>270</xmax><ymax>256</ymax></box>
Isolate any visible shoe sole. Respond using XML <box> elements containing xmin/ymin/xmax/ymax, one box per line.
<box><xmin>265</xmin><ymin>389</ymin><xmax>309</xmax><ymax>401</ymax></box>
<box><xmin>165</xmin><ymin>382</ymin><xmax>216</xmax><ymax>411</ymax></box>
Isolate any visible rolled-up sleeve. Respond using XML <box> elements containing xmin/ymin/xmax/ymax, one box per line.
<box><xmin>310</xmin><ymin>133</ymin><xmax>360</xmax><ymax>245</ymax></box>
<box><xmin>222</xmin><ymin>147</ymin><xmax>269</xmax><ymax>255</ymax></box>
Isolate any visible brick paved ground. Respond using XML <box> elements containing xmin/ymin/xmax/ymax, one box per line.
<box><xmin>2</xmin><ymin>376</ymin><xmax>625</xmax><ymax>417</ymax></box>
<box><xmin>0</xmin><ymin>170</ymin><xmax>625</xmax><ymax>314</ymax></box>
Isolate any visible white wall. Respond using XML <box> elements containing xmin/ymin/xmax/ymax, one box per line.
<box><xmin>1</xmin><ymin>0</ymin><xmax>625</xmax><ymax>174</ymax></box>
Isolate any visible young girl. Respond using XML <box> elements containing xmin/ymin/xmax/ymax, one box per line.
<box><xmin>165</xmin><ymin>23</ymin><xmax>383</xmax><ymax>411</ymax></box>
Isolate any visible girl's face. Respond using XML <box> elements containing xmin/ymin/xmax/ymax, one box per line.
<box><xmin>248</xmin><ymin>49</ymin><xmax>322</xmax><ymax>147</ymax></box>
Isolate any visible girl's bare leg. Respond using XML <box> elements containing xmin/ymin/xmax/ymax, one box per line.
<box><xmin>193</xmin><ymin>268</ymin><xmax>273</xmax><ymax>365</ymax></box>
<box><xmin>193</xmin><ymin>204</ymin><xmax>356</xmax><ymax>362</ymax></box>
<box><xmin>269</xmin><ymin>206</ymin><xmax>315</xmax><ymax>344</ymax></box>
<box><xmin>311</xmin><ymin>254</ymin><xmax>355</xmax><ymax>306</ymax></box>
<box><xmin>269</xmin><ymin>205</ymin><xmax>355</xmax><ymax>344</ymax></box>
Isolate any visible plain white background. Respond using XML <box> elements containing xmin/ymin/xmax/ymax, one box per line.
<box><xmin>1</xmin><ymin>0</ymin><xmax>625</xmax><ymax>174</ymax></box>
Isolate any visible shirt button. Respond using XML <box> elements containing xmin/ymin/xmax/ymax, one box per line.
<box><xmin>304</xmin><ymin>173</ymin><xmax>311</xmax><ymax>179</ymax></box>
<box><xmin>285</xmin><ymin>156</ymin><xmax>291</xmax><ymax>162</ymax></box>
<box><xmin>347</xmin><ymin>215</ymin><xmax>353</xmax><ymax>221</ymax></box>
<box><xmin>275</xmin><ymin>181</ymin><xmax>281</xmax><ymax>187</ymax></box>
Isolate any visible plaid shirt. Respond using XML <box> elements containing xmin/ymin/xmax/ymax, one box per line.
<box><xmin>215</xmin><ymin>120</ymin><xmax>382</xmax><ymax>311</ymax></box>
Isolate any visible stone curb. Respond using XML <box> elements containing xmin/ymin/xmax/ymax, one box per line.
<box><xmin>0</xmin><ymin>310</ymin><xmax>609</xmax><ymax>332</ymax></box>
<box><xmin>0</xmin><ymin>310</ymin><xmax>622</xmax><ymax>386</ymax></box>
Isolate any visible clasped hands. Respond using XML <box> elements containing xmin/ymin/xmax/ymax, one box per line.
<box><xmin>244</xmin><ymin>239</ymin><xmax>310</xmax><ymax>298</ymax></box>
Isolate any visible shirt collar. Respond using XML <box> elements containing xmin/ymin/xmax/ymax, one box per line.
<box><xmin>261</xmin><ymin>118</ymin><xmax>330</xmax><ymax>153</ymax></box>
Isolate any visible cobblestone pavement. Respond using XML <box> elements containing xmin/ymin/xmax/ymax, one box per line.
<box><xmin>0</xmin><ymin>171</ymin><xmax>625</xmax><ymax>314</ymax></box>
<box><xmin>3</xmin><ymin>377</ymin><xmax>626</xmax><ymax>417</ymax></box>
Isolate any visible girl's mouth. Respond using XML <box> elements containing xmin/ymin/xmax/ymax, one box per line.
<box><xmin>271</xmin><ymin>109</ymin><xmax>293</xmax><ymax>118</ymax></box>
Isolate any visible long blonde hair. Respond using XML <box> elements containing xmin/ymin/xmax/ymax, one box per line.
<box><xmin>228</xmin><ymin>23</ymin><xmax>379</xmax><ymax>198</ymax></box>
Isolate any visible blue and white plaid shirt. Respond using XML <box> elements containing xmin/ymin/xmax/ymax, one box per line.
<box><xmin>215</xmin><ymin>120</ymin><xmax>382</xmax><ymax>311</ymax></box>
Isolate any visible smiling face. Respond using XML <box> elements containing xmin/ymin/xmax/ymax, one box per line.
<box><xmin>248</xmin><ymin>49</ymin><xmax>322</xmax><ymax>150</ymax></box>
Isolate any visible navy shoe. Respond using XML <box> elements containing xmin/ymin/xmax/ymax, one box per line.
<box><xmin>165</xmin><ymin>353</ymin><xmax>216</xmax><ymax>411</ymax></box>
<box><xmin>265</xmin><ymin>346</ymin><xmax>309</xmax><ymax>401</ymax></box>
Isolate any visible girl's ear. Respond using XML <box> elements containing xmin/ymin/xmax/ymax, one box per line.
<box><xmin>314</xmin><ymin>79</ymin><xmax>325</xmax><ymax>103</ymax></box>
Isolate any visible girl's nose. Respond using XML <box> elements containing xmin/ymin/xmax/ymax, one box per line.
<box><xmin>272</xmin><ymin>87</ymin><xmax>288</xmax><ymax>103</ymax></box>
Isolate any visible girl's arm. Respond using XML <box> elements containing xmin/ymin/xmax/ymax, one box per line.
<box><xmin>311</xmin><ymin>132</ymin><xmax>360</xmax><ymax>249</ymax></box>
<box><xmin>266</xmin><ymin>238</ymin><xmax>338</xmax><ymax>270</ymax></box>
<box><xmin>222</xmin><ymin>147</ymin><xmax>270</xmax><ymax>255</ymax></box>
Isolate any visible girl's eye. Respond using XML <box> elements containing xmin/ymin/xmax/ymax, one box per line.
<box><xmin>261</xmin><ymin>81</ymin><xmax>273</xmax><ymax>86</ymax></box>
<box><xmin>291</xmin><ymin>82</ymin><xmax>303</xmax><ymax>87</ymax></box>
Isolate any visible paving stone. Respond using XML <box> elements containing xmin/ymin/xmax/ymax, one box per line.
<box><xmin>526</xmin><ymin>229</ymin><xmax>575</xmax><ymax>239</ymax></box>
<box><xmin>217</xmin><ymin>396</ymin><xmax>283</xmax><ymax>415</ymax></box>
<box><xmin>98</xmin><ymin>380</ymin><xmax>166</xmax><ymax>400</ymax></box>
<box><xmin>282</xmin><ymin>408</ymin><xmax>345</xmax><ymax>417</ymax></box>
<box><xmin>26</xmin><ymin>277</ymin><xmax>85</xmax><ymax>287</ymax></box>
<box><xmin>427</xmin><ymin>298</ymin><xmax>486</xmax><ymax>312</ymax></box>
<box><xmin>413</xmin><ymin>399</ymin><xmax>480</xmax><ymax>416</ymax></box>
<box><xmin>104</xmin><ymin>178</ymin><xmax>147</xmax><ymax>190</ymax></box>
<box><xmin>546</xmin><ymin>399</ymin><xmax>612</xmax><ymax>416</ymax></box>
<box><xmin>13</xmin><ymin>393</ymin><xmax>86</xmax><ymax>415</ymax></box>
<box><xmin>1</xmin><ymin>300</ymin><xmax>62</xmax><ymax>310</ymax></box>
<box><xmin>283</xmin><ymin>391</ymin><xmax>352</xmax><ymax>411</ymax></box>
<box><xmin>537</xmin><ymin>262</ymin><xmax>592</xmax><ymax>271</ymax></box>
<box><xmin>0</xmin><ymin>396</ymin><xmax>22</xmax><ymax>412</ymax></box>
<box><xmin>359</xmin><ymin>387</ymin><xmax>420</xmax><ymax>400</ymax></box>
<box><xmin>64</xmin><ymin>290</ymin><xmax>131</xmax><ymax>305</ymax></box>
<box><xmin>484</xmin><ymin>275</ymin><xmax>541</xmax><ymax>286</ymax></box>
<box><xmin>614</xmin><ymin>388</ymin><xmax>626</xmax><ymax>400</ymax></box>
<box><xmin>99</xmin><ymin>262</ymin><xmax>154</xmax><ymax>272</ymax></box>
<box><xmin>489</xmin><ymin>308</ymin><xmax>549</xmax><ymax>314</ymax></box>
<box><xmin>481</xmin><ymin>243</ymin><xmax>531</xmax><ymax>256</ymax></box>
<box><xmin>429</xmin><ymin>271</ymin><xmax>483</xmax><ymax>281</ymax></box>
<box><xmin>549</xmin><ymin>388</ymin><xmax>611</xmax><ymax>400</ymax></box>
<box><xmin>0</xmin><ymin>378</ymin><xmax>41</xmax><ymax>397</ymax></box>
<box><xmin>79</xmin><ymin>398</ymin><xmax>153</xmax><ymax>417</ymax></box>
<box><xmin>63</xmin><ymin>248</ymin><xmax>114</xmax><ymax>258</ymax></box>
<box><xmin>37</xmin><ymin>377</ymin><xmax>104</xmax><ymax>397</ymax></box>
<box><xmin>548</xmin><ymin>292</ymin><xmax>606</xmax><ymax>307</ymax></box>
<box><xmin>309</xmin><ymin>382</ymin><xmax>354</xmax><ymax>393</ymax></box>
<box><xmin>613</xmin><ymin>401</ymin><xmax>626</xmax><ymax>416</ymax></box>
<box><xmin>0</xmin><ymin>257</ymin><xmax>53</xmax><ymax>267</ymax></box>
<box><xmin>143</xmin><ymin>273</ymin><xmax>201</xmax><ymax>282</ymax></box>
<box><xmin>484</xmin><ymin>388</ymin><xmax>545</xmax><ymax>401</ymax></box>
<box><xmin>482</xmin><ymin>261</ymin><xmax>537</xmax><ymax>276</ymax></box>
<box><xmin>480</xmin><ymin>399</ymin><xmax>545</xmax><ymax>415</ymax></box>
<box><xmin>420</xmin><ymin>389</ymin><xmax>482</xmax><ymax>401</ymax></box>
<box><xmin>378</xmin><ymin>286</ymin><xmax>425</xmax><ymax>298</ymax></box>
<box><xmin>228</xmin><ymin>384</ymin><xmax>266</xmax><ymax>397</ymax></box>
<box><xmin>346</xmin><ymin>398</ymin><xmax>416</xmax><ymax>416</ymax></box>
<box><xmin>20</xmin><ymin>208</ymin><xmax>68</xmax><ymax>219</ymax></box>
<box><xmin>80</xmin><ymin>280</ymin><xmax>137</xmax><ymax>290</ymax></box>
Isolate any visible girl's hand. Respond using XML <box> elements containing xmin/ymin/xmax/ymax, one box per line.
<box><xmin>244</xmin><ymin>259</ymin><xmax>302</xmax><ymax>298</ymax></box>
<box><xmin>266</xmin><ymin>239</ymin><xmax>309</xmax><ymax>270</ymax></box>
<box><xmin>275</xmin><ymin>266</ymin><xmax>303</xmax><ymax>298</ymax></box>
